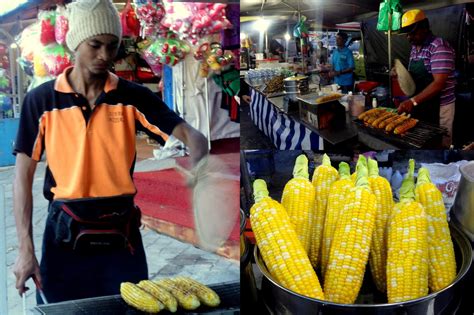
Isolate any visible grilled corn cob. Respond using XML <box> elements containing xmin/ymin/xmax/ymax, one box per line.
<box><xmin>155</xmin><ymin>278</ymin><xmax>200</xmax><ymax>310</ymax></box>
<box><xmin>367</xmin><ymin>158</ymin><xmax>394</xmax><ymax>293</ymax></box>
<box><xmin>358</xmin><ymin>108</ymin><xmax>379</xmax><ymax>121</ymax></box>
<box><xmin>387</xmin><ymin>159</ymin><xmax>429</xmax><ymax>303</ymax></box>
<box><xmin>385</xmin><ymin>114</ymin><xmax>410</xmax><ymax>132</ymax></box>
<box><xmin>281</xmin><ymin>154</ymin><xmax>315</xmax><ymax>253</ymax></box>
<box><xmin>250</xmin><ymin>179</ymin><xmax>325</xmax><ymax>299</ymax></box>
<box><xmin>310</xmin><ymin>154</ymin><xmax>339</xmax><ymax>268</ymax></box>
<box><xmin>324</xmin><ymin>156</ymin><xmax>377</xmax><ymax>304</ymax></box>
<box><xmin>172</xmin><ymin>277</ymin><xmax>220</xmax><ymax>307</ymax></box>
<box><xmin>379</xmin><ymin>113</ymin><xmax>405</xmax><ymax>129</ymax></box>
<box><xmin>366</xmin><ymin>110</ymin><xmax>389</xmax><ymax>124</ymax></box>
<box><xmin>120</xmin><ymin>282</ymin><xmax>164</xmax><ymax>313</ymax></box>
<box><xmin>321</xmin><ymin>162</ymin><xmax>354</xmax><ymax>277</ymax></box>
<box><xmin>415</xmin><ymin>167</ymin><xmax>456</xmax><ymax>292</ymax></box>
<box><xmin>393</xmin><ymin>118</ymin><xmax>418</xmax><ymax>134</ymax></box>
<box><xmin>372</xmin><ymin>112</ymin><xmax>396</xmax><ymax>127</ymax></box>
<box><xmin>138</xmin><ymin>280</ymin><xmax>178</xmax><ymax>312</ymax></box>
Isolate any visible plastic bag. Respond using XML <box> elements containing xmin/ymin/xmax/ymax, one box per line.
<box><xmin>39</xmin><ymin>10</ymin><xmax>56</xmax><ymax>45</ymax></box>
<box><xmin>121</xmin><ymin>0</ymin><xmax>140</xmax><ymax>38</ymax></box>
<box><xmin>376</xmin><ymin>0</ymin><xmax>402</xmax><ymax>31</ymax></box>
<box><xmin>134</xmin><ymin>1</ymin><xmax>166</xmax><ymax>38</ymax></box>
<box><xmin>55</xmin><ymin>6</ymin><xmax>68</xmax><ymax>45</ymax></box>
<box><xmin>42</xmin><ymin>44</ymin><xmax>73</xmax><ymax>76</ymax></box>
<box><xmin>142</xmin><ymin>37</ymin><xmax>190</xmax><ymax>72</ymax></box>
<box><xmin>420</xmin><ymin>161</ymin><xmax>469</xmax><ymax>213</ymax></box>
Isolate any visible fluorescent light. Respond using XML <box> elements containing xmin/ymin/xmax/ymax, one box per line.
<box><xmin>254</xmin><ymin>17</ymin><xmax>270</xmax><ymax>32</ymax></box>
<box><xmin>0</xmin><ymin>0</ymin><xmax>28</xmax><ymax>16</ymax></box>
<box><xmin>240</xmin><ymin>33</ymin><xmax>247</xmax><ymax>40</ymax></box>
<box><xmin>284</xmin><ymin>33</ymin><xmax>291</xmax><ymax>41</ymax></box>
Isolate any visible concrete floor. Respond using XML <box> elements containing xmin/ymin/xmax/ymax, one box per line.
<box><xmin>0</xmin><ymin>136</ymin><xmax>239</xmax><ymax>315</ymax></box>
<box><xmin>240</xmin><ymin>102</ymin><xmax>275</xmax><ymax>150</ymax></box>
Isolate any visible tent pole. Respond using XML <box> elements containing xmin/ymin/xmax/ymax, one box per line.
<box><xmin>388</xmin><ymin>2</ymin><xmax>392</xmax><ymax>107</ymax></box>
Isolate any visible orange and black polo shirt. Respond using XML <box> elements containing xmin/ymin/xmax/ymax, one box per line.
<box><xmin>14</xmin><ymin>67</ymin><xmax>184</xmax><ymax>201</ymax></box>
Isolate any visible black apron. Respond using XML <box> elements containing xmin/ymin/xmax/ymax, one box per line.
<box><xmin>408</xmin><ymin>59</ymin><xmax>440</xmax><ymax>125</ymax></box>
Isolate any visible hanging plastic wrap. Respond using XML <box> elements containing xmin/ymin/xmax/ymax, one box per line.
<box><xmin>55</xmin><ymin>6</ymin><xmax>69</xmax><ymax>45</ymax></box>
<box><xmin>41</xmin><ymin>44</ymin><xmax>73</xmax><ymax>76</ymax></box>
<box><xmin>133</xmin><ymin>0</ymin><xmax>166</xmax><ymax>38</ymax></box>
<box><xmin>193</xmin><ymin>41</ymin><xmax>234</xmax><ymax>77</ymax></box>
<box><xmin>377</xmin><ymin>0</ymin><xmax>402</xmax><ymax>31</ymax></box>
<box><xmin>293</xmin><ymin>15</ymin><xmax>309</xmax><ymax>38</ymax></box>
<box><xmin>160</xmin><ymin>1</ymin><xmax>231</xmax><ymax>45</ymax></box>
<box><xmin>121</xmin><ymin>0</ymin><xmax>141</xmax><ymax>38</ymax></box>
<box><xmin>140</xmin><ymin>37</ymin><xmax>190</xmax><ymax>75</ymax></box>
<box><xmin>0</xmin><ymin>69</ymin><xmax>10</xmax><ymax>93</ymax></box>
<box><xmin>39</xmin><ymin>10</ymin><xmax>57</xmax><ymax>45</ymax></box>
<box><xmin>16</xmin><ymin>22</ymin><xmax>40</xmax><ymax>76</ymax></box>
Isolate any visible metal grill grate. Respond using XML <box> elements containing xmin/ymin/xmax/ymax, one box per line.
<box><xmin>354</xmin><ymin>119</ymin><xmax>447</xmax><ymax>148</ymax></box>
<box><xmin>31</xmin><ymin>282</ymin><xmax>239</xmax><ymax>315</ymax></box>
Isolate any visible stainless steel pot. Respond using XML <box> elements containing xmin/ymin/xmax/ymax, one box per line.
<box><xmin>254</xmin><ymin>223</ymin><xmax>472</xmax><ymax>315</ymax></box>
<box><xmin>283</xmin><ymin>76</ymin><xmax>309</xmax><ymax>94</ymax></box>
<box><xmin>452</xmin><ymin>161</ymin><xmax>474</xmax><ymax>241</ymax></box>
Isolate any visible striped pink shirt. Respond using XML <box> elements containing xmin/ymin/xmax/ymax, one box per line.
<box><xmin>409</xmin><ymin>35</ymin><xmax>456</xmax><ymax>106</ymax></box>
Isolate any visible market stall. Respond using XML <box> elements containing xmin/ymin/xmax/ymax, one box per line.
<box><xmin>241</xmin><ymin>150</ymin><xmax>474</xmax><ymax>314</ymax></box>
<box><xmin>0</xmin><ymin>0</ymin><xmax>240</xmax><ymax>166</ymax></box>
<box><xmin>240</xmin><ymin>0</ymin><xmax>474</xmax><ymax>150</ymax></box>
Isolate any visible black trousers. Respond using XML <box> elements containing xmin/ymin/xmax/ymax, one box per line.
<box><xmin>37</xmin><ymin>202</ymin><xmax>148</xmax><ymax>304</ymax></box>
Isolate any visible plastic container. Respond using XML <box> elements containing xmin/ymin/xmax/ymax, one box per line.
<box><xmin>350</xmin><ymin>94</ymin><xmax>365</xmax><ymax>117</ymax></box>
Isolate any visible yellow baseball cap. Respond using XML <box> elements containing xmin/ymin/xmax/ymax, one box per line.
<box><xmin>399</xmin><ymin>9</ymin><xmax>427</xmax><ymax>34</ymax></box>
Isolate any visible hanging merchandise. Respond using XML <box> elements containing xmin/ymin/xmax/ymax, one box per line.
<box><xmin>293</xmin><ymin>15</ymin><xmax>309</xmax><ymax>38</ymax></box>
<box><xmin>0</xmin><ymin>69</ymin><xmax>10</xmax><ymax>93</ymax></box>
<box><xmin>121</xmin><ymin>0</ymin><xmax>140</xmax><ymax>38</ymax></box>
<box><xmin>39</xmin><ymin>10</ymin><xmax>57</xmax><ymax>46</ymax></box>
<box><xmin>133</xmin><ymin>0</ymin><xmax>166</xmax><ymax>38</ymax></box>
<box><xmin>42</xmin><ymin>44</ymin><xmax>73</xmax><ymax>76</ymax></box>
<box><xmin>212</xmin><ymin>66</ymin><xmax>239</xmax><ymax>97</ymax></box>
<box><xmin>140</xmin><ymin>37</ymin><xmax>190</xmax><ymax>75</ymax></box>
<box><xmin>16</xmin><ymin>22</ymin><xmax>40</xmax><ymax>76</ymax></box>
<box><xmin>55</xmin><ymin>6</ymin><xmax>69</xmax><ymax>45</ymax></box>
<box><xmin>161</xmin><ymin>1</ymin><xmax>231</xmax><ymax>46</ymax></box>
<box><xmin>377</xmin><ymin>0</ymin><xmax>402</xmax><ymax>31</ymax></box>
<box><xmin>194</xmin><ymin>42</ymin><xmax>234</xmax><ymax>78</ymax></box>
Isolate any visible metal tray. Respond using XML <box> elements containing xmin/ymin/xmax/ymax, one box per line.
<box><xmin>31</xmin><ymin>282</ymin><xmax>240</xmax><ymax>315</ymax></box>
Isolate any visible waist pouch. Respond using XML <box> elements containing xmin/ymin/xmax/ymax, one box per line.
<box><xmin>50</xmin><ymin>197</ymin><xmax>141</xmax><ymax>253</ymax></box>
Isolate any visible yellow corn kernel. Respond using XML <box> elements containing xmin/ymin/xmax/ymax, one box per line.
<box><xmin>415</xmin><ymin>167</ymin><xmax>456</xmax><ymax>292</ymax></box>
<box><xmin>172</xmin><ymin>277</ymin><xmax>220</xmax><ymax>307</ymax></box>
<box><xmin>387</xmin><ymin>159</ymin><xmax>428</xmax><ymax>303</ymax></box>
<box><xmin>367</xmin><ymin>158</ymin><xmax>394</xmax><ymax>293</ymax></box>
<box><xmin>120</xmin><ymin>282</ymin><xmax>164</xmax><ymax>313</ymax></box>
<box><xmin>310</xmin><ymin>154</ymin><xmax>339</xmax><ymax>268</ymax></box>
<box><xmin>155</xmin><ymin>279</ymin><xmax>200</xmax><ymax>310</ymax></box>
<box><xmin>251</xmin><ymin>179</ymin><xmax>325</xmax><ymax>300</ymax></box>
<box><xmin>138</xmin><ymin>280</ymin><xmax>178</xmax><ymax>312</ymax></box>
<box><xmin>155</xmin><ymin>279</ymin><xmax>201</xmax><ymax>310</ymax></box>
<box><xmin>281</xmin><ymin>154</ymin><xmax>315</xmax><ymax>253</ymax></box>
<box><xmin>321</xmin><ymin>162</ymin><xmax>354</xmax><ymax>278</ymax></box>
<box><xmin>324</xmin><ymin>156</ymin><xmax>376</xmax><ymax>304</ymax></box>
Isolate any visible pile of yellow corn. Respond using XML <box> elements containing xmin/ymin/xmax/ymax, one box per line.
<box><xmin>120</xmin><ymin>277</ymin><xmax>220</xmax><ymax>313</ymax></box>
<box><xmin>250</xmin><ymin>154</ymin><xmax>457</xmax><ymax>305</ymax></box>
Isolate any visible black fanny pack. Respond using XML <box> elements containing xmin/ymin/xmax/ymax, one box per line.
<box><xmin>49</xmin><ymin>197</ymin><xmax>141</xmax><ymax>253</ymax></box>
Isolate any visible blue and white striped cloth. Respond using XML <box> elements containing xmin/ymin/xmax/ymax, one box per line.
<box><xmin>249</xmin><ymin>89</ymin><xmax>323</xmax><ymax>149</ymax></box>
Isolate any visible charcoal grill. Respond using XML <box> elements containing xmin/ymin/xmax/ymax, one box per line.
<box><xmin>31</xmin><ymin>282</ymin><xmax>239</xmax><ymax>315</ymax></box>
<box><xmin>353</xmin><ymin>118</ymin><xmax>447</xmax><ymax>148</ymax></box>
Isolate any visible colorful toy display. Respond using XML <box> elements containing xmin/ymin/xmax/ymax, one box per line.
<box><xmin>134</xmin><ymin>0</ymin><xmax>166</xmax><ymax>38</ymax></box>
<box><xmin>39</xmin><ymin>10</ymin><xmax>56</xmax><ymax>45</ymax></box>
<box><xmin>194</xmin><ymin>42</ymin><xmax>234</xmax><ymax>77</ymax></box>
<box><xmin>55</xmin><ymin>6</ymin><xmax>69</xmax><ymax>45</ymax></box>
<box><xmin>141</xmin><ymin>37</ymin><xmax>190</xmax><ymax>75</ymax></box>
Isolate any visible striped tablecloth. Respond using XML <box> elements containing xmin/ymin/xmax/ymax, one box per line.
<box><xmin>249</xmin><ymin>88</ymin><xmax>323</xmax><ymax>150</ymax></box>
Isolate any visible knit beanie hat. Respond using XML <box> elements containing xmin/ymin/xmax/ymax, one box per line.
<box><xmin>66</xmin><ymin>0</ymin><xmax>122</xmax><ymax>51</ymax></box>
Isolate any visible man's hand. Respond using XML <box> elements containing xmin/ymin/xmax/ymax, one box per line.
<box><xmin>328</xmin><ymin>70</ymin><xmax>339</xmax><ymax>78</ymax></box>
<box><xmin>397</xmin><ymin>99</ymin><xmax>415</xmax><ymax>114</ymax></box>
<box><xmin>172</xmin><ymin>122</ymin><xmax>209</xmax><ymax>167</ymax></box>
<box><xmin>242</xmin><ymin>95</ymin><xmax>251</xmax><ymax>104</ymax></box>
<box><xmin>13</xmin><ymin>250</ymin><xmax>41</xmax><ymax>296</ymax></box>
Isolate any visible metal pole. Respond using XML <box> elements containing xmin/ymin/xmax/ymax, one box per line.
<box><xmin>204</xmin><ymin>78</ymin><xmax>211</xmax><ymax>151</ymax></box>
<box><xmin>0</xmin><ymin>185</ymin><xmax>8</xmax><ymax>315</ymax></box>
<box><xmin>388</xmin><ymin>2</ymin><xmax>392</xmax><ymax>106</ymax></box>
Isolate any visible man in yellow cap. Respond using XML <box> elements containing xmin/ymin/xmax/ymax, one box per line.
<box><xmin>397</xmin><ymin>9</ymin><xmax>456</xmax><ymax>147</ymax></box>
